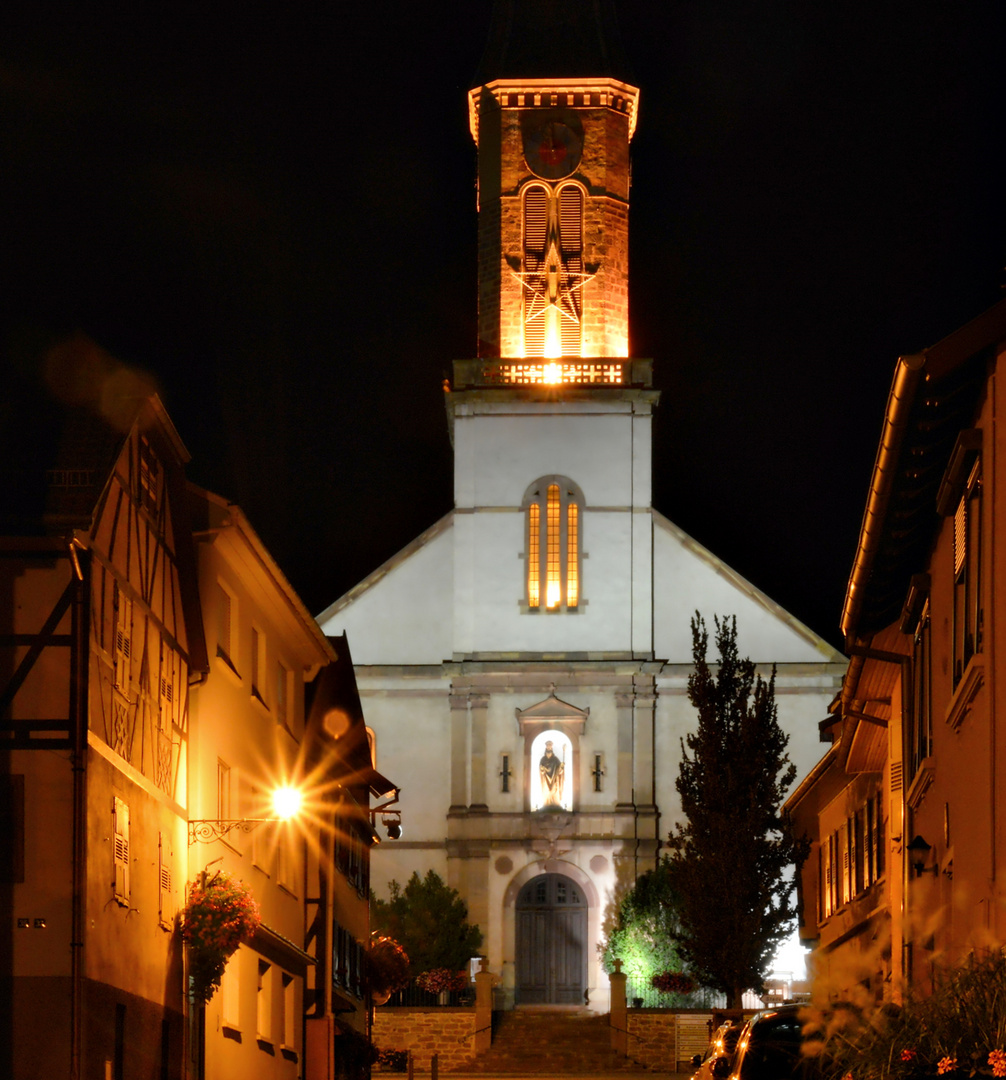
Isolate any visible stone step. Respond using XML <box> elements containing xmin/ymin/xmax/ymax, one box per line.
<box><xmin>455</xmin><ymin>1010</ymin><xmax>652</xmax><ymax>1075</ymax></box>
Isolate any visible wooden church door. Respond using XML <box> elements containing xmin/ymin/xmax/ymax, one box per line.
<box><xmin>515</xmin><ymin>874</ymin><xmax>586</xmax><ymax>1004</ymax></box>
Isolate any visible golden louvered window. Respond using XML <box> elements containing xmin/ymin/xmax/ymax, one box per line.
<box><xmin>546</xmin><ymin>485</ymin><xmax>561</xmax><ymax>608</ymax></box>
<box><xmin>557</xmin><ymin>185</ymin><xmax>583</xmax><ymax>356</ymax></box>
<box><xmin>527</xmin><ymin>502</ymin><xmax>540</xmax><ymax>607</ymax></box>
<box><xmin>524</xmin><ymin>477</ymin><xmax>582</xmax><ymax>611</ymax></box>
<box><xmin>521</xmin><ymin>183</ymin><xmax>585</xmax><ymax>358</ymax></box>
<box><xmin>522</xmin><ymin>186</ymin><xmax>548</xmax><ymax>357</ymax></box>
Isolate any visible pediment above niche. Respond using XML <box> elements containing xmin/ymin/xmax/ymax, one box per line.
<box><xmin>516</xmin><ymin>689</ymin><xmax>588</xmax><ymax>736</ymax></box>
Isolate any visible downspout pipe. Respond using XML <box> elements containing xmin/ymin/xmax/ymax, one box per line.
<box><xmin>840</xmin><ymin>352</ymin><xmax>927</xmax><ymax>707</ymax></box>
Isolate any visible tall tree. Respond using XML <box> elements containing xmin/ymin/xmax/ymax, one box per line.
<box><xmin>666</xmin><ymin>614</ymin><xmax>809</xmax><ymax>1008</ymax></box>
<box><xmin>371</xmin><ymin>870</ymin><xmax>483</xmax><ymax>975</ymax></box>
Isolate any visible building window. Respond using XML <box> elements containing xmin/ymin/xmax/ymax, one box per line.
<box><xmin>821</xmin><ymin>792</ymin><xmax>884</xmax><ymax>920</ymax></box>
<box><xmin>221</xmin><ymin>949</ymin><xmax>241</xmax><ymax>1029</ymax></box>
<box><xmin>113</xmin><ymin>583</ymin><xmax>132</xmax><ymax>692</ymax></box>
<box><xmin>257</xmin><ymin>960</ymin><xmax>272</xmax><ymax>1041</ymax></box>
<box><xmin>524</xmin><ymin>477</ymin><xmax>583</xmax><ymax>611</ymax></box>
<box><xmin>281</xmin><ymin>973</ymin><xmax>296</xmax><ymax>1051</ymax></box>
<box><xmin>521</xmin><ymin>183</ymin><xmax>584</xmax><ymax>358</ymax></box>
<box><xmin>0</xmin><ymin>775</ymin><xmax>25</xmax><ymax>883</ymax></box>
<box><xmin>113</xmin><ymin>796</ymin><xmax>130</xmax><ymax>905</ymax></box>
<box><xmin>216</xmin><ymin>582</ymin><xmax>236</xmax><ymax>670</ymax></box>
<box><xmin>952</xmin><ymin>457</ymin><xmax>982</xmax><ymax>687</ymax></box>
<box><xmin>276</xmin><ymin>661</ymin><xmax>290</xmax><ymax>728</ymax></box>
<box><xmin>909</xmin><ymin>599</ymin><xmax>932</xmax><ymax>779</ymax></box>
<box><xmin>251</xmin><ymin>627</ymin><xmax>266</xmax><ymax>705</ymax></box>
<box><xmin>218</xmin><ymin>760</ymin><xmax>232</xmax><ymax>823</ymax></box>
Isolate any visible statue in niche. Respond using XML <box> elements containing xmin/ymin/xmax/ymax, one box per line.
<box><xmin>539</xmin><ymin>740</ymin><xmax>565</xmax><ymax>808</ymax></box>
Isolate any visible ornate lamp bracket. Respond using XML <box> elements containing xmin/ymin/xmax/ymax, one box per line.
<box><xmin>188</xmin><ymin>819</ymin><xmax>269</xmax><ymax>845</ymax></box>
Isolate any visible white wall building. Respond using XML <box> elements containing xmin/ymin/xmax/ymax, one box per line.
<box><xmin>318</xmin><ymin>3</ymin><xmax>845</xmax><ymax>1010</ymax></box>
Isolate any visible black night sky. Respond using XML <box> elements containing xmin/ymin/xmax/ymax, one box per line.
<box><xmin>2</xmin><ymin>1</ymin><xmax>1003</xmax><ymax>650</ymax></box>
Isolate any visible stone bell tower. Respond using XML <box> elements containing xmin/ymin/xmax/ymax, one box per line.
<box><xmin>469</xmin><ymin>2</ymin><xmax>639</xmax><ymax>360</ymax></box>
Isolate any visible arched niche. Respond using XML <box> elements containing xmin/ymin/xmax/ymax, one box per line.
<box><xmin>516</xmin><ymin>689</ymin><xmax>588</xmax><ymax>813</ymax></box>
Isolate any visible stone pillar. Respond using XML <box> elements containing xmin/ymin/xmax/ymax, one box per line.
<box><xmin>469</xmin><ymin>692</ymin><xmax>490</xmax><ymax>811</ymax></box>
<box><xmin>609</xmin><ymin>959</ymin><xmax>627</xmax><ymax>1055</ymax></box>
<box><xmin>615</xmin><ymin>690</ymin><xmax>634</xmax><ymax>807</ymax></box>
<box><xmin>449</xmin><ymin>689</ymin><xmax>469</xmax><ymax>811</ymax></box>
<box><xmin>632</xmin><ymin>675</ymin><xmax>660</xmax><ymax>872</ymax></box>
<box><xmin>474</xmin><ymin>958</ymin><xmax>494</xmax><ymax>1054</ymax></box>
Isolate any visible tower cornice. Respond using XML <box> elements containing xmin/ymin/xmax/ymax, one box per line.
<box><xmin>468</xmin><ymin>78</ymin><xmax>640</xmax><ymax>145</ymax></box>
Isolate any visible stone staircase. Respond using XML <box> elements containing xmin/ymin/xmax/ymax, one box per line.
<box><xmin>458</xmin><ymin>1008</ymin><xmax>652</xmax><ymax>1074</ymax></box>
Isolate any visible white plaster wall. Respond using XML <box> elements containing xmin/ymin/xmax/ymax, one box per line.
<box><xmin>653</xmin><ymin>516</ymin><xmax>840</xmax><ymax>664</ymax></box>
<box><xmin>453</xmin><ymin>405</ymin><xmax>647</xmax><ymax>510</ymax></box>
<box><xmin>359</xmin><ymin>684</ymin><xmax>452</xmax><ymax>902</ymax></box>
<box><xmin>318</xmin><ymin>525</ymin><xmax>453</xmax><ymax>665</ymax></box>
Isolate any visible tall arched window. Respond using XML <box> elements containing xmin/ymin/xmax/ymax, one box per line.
<box><xmin>524</xmin><ymin>477</ymin><xmax>582</xmax><ymax>611</ymax></box>
<box><xmin>521</xmin><ymin>183</ymin><xmax>585</xmax><ymax>358</ymax></box>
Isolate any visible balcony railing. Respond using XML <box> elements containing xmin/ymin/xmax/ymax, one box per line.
<box><xmin>452</xmin><ymin>359</ymin><xmax>653</xmax><ymax>390</ymax></box>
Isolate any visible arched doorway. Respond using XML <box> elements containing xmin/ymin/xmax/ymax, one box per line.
<box><xmin>515</xmin><ymin>873</ymin><xmax>587</xmax><ymax>1004</ymax></box>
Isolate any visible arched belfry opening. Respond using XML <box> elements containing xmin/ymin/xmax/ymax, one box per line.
<box><xmin>515</xmin><ymin>873</ymin><xmax>587</xmax><ymax>1004</ymax></box>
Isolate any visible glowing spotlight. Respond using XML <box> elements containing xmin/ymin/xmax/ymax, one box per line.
<box><xmin>272</xmin><ymin>786</ymin><xmax>303</xmax><ymax>820</ymax></box>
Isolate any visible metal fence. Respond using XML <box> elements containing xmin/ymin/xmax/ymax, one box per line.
<box><xmin>382</xmin><ymin>978</ymin><xmax>476</xmax><ymax>1007</ymax></box>
<box><xmin>625</xmin><ymin>976</ymin><xmax>729</xmax><ymax>1010</ymax></box>
<box><xmin>625</xmin><ymin>978</ymin><xmax>769</xmax><ymax>1011</ymax></box>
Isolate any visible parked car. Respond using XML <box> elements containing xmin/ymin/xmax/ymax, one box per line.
<box><xmin>728</xmin><ymin>1004</ymin><xmax>810</xmax><ymax>1080</ymax></box>
<box><xmin>690</xmin><ymin>1020</ymin><xmax>745</xmax><ymax>1080</ymax></box>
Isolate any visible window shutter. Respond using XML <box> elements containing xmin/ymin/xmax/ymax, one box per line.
<box><xmin>114</xmin><ymin>587</ymin><xmax>132</xmax><ymax>691</ymax></box>
<box><xmin>558</xmin><ymin>186</ymin><xmax>583</xmax><ymax>355</ymax></box>
<box><xmin>113</xmin><ymin>797</ymin><xmax>130</xmax><ymax>903</ymax></box>
<box><xmin>954</xmin><ymin>495</ymin><xmax>967</xmax><ymax>577</ymax></box>
<box><xmin>158</xmin><ymin>832</ymin><xmax>172</xmax><ymax>926</ymax></box>
<box><xmin>523</xmin><ymin>187</ymin><xmax>549</xmax><ymax>356</ymax></box>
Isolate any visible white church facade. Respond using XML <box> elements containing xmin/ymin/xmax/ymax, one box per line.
<box><xmin>318</xmin><ymin>4</ymin><xmax>846</xmax><ymax>1010</ymax></box>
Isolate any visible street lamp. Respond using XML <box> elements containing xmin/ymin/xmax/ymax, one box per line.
<box><xmin>368</xmin><ymin>789</ymin><xmax>403</xmax><ymax>840</ymax></box>
<box><xmin>188</xmin><ymin>785</ymin><xmax>304</xmax><ymax>844</ymax></box>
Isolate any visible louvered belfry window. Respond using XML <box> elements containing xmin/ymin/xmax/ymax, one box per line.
<box><xmin>521</xmin><ymin>183</ymin><xmax>584</xmax><ymax>357</ymax></box>
<box><xmin>557</xmin><ymin>186</ymin><xmax>583</xmax><ymax>355</ymax></box>
<box><xmin>524</xmin><ymin>477</ymin><xmax>582</xmax><ymax>611</ymax></box>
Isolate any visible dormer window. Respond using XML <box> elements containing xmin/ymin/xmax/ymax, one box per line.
<box><xmin>524</xmin><ymin>478</ymin><xmax>582</xmax><ymax>611</ymax></box>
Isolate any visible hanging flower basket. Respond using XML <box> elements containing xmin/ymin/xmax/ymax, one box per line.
<box><xmin>416</xmin><ymin>968</ymin><xmax>469</xmax><ymax>995</ymax></box>
<box><xmin>181</xmin><ymin>872</ymin><xmax>260</xmax><ymax>1003</ymax></box>
<box><xmin>651</xmin><ymin>970</ymin><xmax>695</xmax><ymax>996</ymax></box>
<box><xmin>368</xmin><ymin>936</ymin><xmax>410</xmax><ymax>1005</ymax></box>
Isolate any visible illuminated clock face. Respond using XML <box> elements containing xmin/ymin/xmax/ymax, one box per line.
<box><xmin>522</xmin><ymin>112</ymin><xmax>583</xmax><ymax>180</ymax></box>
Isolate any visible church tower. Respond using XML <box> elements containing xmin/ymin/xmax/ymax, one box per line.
<box><xmin>449</xmin><ymin>0</ymin><xmax>658</xmax><ymax>663</ymax></box>
<box><xmin>318</xmin><ymin>0</ymin><xmax>846</xmax><ymax>1013</ymax></box>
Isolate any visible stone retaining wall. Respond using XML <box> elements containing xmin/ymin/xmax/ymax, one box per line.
<box><xmin>372</xmin><ymin>1008</ymin><xmax>477</xmax><ymax>1072</ymax></box>
<box><xmin>626</xmin><ymin>1010</ymin><xmax>678</xmax><ymax>1071</ymax></box>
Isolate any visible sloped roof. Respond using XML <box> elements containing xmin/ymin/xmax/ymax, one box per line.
<box><xmin>842</xmin><ymin>298</ymin><xmax>1006</xmax><ymax>644</ymax></box>
<box><xmin>472</xmin><ymin>0</ymin><xmax>633</xmax><ymax>85</ymax></box>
